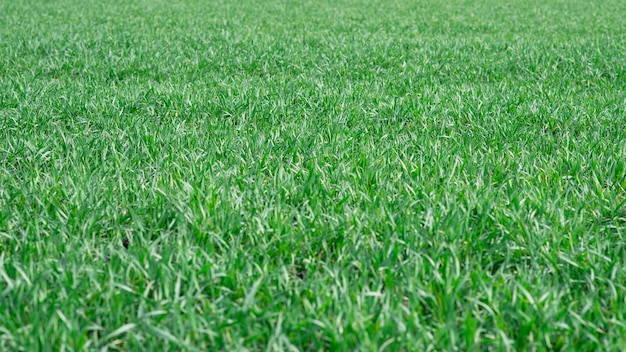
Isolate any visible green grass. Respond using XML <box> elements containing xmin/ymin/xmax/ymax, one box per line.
<box><xmin>1</xmin><ymin>0</ymin><xmax>626</xmax><ymax>350</ymax></box>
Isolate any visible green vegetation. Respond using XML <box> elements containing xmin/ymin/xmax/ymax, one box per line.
<box><xmin>1</xmin><ymin>0</ymin><xmax>625</xmax><ymax>350</ymax></box>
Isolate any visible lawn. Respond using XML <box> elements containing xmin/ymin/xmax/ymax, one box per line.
<box><xmin>1</xmin><ymin>0</ymin><xmax>626</xmax><ymax>350</ymax></box>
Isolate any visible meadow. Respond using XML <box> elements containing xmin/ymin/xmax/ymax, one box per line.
<box><xmin>1</xmin><ymin>0</ymin><xmax>626</xmax><ymax>350</ymax></box>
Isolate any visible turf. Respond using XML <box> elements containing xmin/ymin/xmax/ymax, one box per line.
<box><xmin>1</xmin><ymin>0</ymin><xmax>626</xmax><ymax>350</ymax></box>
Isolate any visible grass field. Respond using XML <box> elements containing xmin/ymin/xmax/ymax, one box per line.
<box><xmin>1</xmin><ymin>0</ymin><xmax>626</xmax><ymax>350</ymax></box>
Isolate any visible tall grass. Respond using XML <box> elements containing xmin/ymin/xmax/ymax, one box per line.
<box><xmin>1</xmin><ymin>0</ymin><xmax>625</xmax><ymax>350</ymax></box>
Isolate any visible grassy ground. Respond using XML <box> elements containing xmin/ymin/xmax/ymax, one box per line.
<box><xmin>1</xmin><ymin>0</ymin><xmax>626</xmax><ymax>350</ymax></box>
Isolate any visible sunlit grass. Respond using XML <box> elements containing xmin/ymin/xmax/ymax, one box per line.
<box><xmin>1</xmin><ymin>0</ymin><xmax>626</xmax><ymax>350</ymax></box>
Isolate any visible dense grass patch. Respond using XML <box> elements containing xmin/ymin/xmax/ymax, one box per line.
<box><xmin>1</xmin><ymin>0</ymin><xmax>626</xmax><ymax>350</ymax></box>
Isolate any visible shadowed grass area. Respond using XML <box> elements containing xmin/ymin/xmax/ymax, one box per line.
<box><xmin>1</xmin><ymin>0</ymin><xmax>626</xmax><ymax>350</ymax></box>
